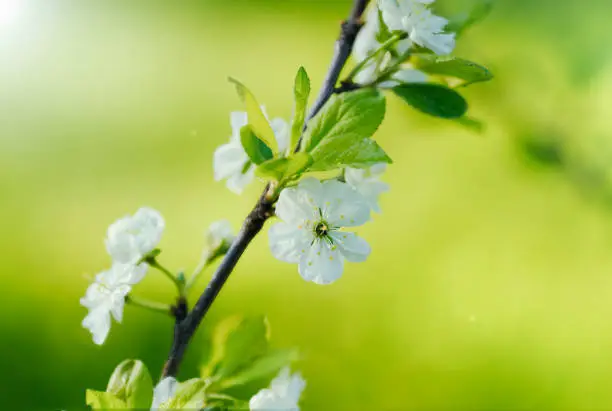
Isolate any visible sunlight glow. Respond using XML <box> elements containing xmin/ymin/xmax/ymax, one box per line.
<box><xmin>0</xmin><ymin>0</ymin><xmax>22</xmax><ymax>27</ymax></box>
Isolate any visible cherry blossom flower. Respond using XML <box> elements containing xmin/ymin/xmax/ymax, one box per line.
<box><xmin>249</xmin><ymin>368</ymin><xmax>305</xmax><ymax>410</ymax></box>
<box><xmin>345</xmin><ymin>164</ymin><xmax>390</xmax><ymax>213</ymax></box>
<box><xmin>269</xmin><ymin>178</ymin><xmax>371</xmax><ymax>284</ymax></box>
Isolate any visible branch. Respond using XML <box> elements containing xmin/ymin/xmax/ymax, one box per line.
<box><xmin>161</xmin><ymin>0</ymin><xmax>371</xmax><ymax>379</ymax></box>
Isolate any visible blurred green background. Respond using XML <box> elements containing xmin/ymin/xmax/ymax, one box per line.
<box><xmin>2</xmin><ymin>0</ymin><xmax>612</xmax><ymax>409</ymax></box>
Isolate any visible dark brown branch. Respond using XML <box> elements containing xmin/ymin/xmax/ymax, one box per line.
<box><xmin>161</xmin><ymin>0</ymin><xmax>371</xmax><ymax>379</ymax></box>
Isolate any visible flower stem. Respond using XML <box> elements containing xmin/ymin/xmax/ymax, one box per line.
<box><xmin>147</xmin><ymin>257</ymin><xmax>184</xmax><ymax>295</ymax></box>
<box><xmin>185</xmin><ymin>253</ymin><xmax>216</xmax><ymax>293</ymax></box>
<box><xmin>126</xmin><ymin>294</ymin><xmax>172</xmax><ymax>315</ymax></box>
<box><xmin>344</xmin><ymin>32</ymin><xmax>408</xmax><ymax>83</ymax></box>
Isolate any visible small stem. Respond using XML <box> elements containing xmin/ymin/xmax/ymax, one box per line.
<box><xmin>185</xmin><ymin>252</ymin><xmax>218</xmax><ymax>293</ymax></box>
<box><xmin>147</xmin><ymin>258</ymin><xmax>184</xmax><ymax>294</ymax></box>
<box><xmin>126</xmin><ymin>295</ymin><xmax>172</xmax><ymax>315</ymax></box>
<box><xmin>344</xmin><ymin>32</ymin><xmax>407</xmax><ymax>83</ymax></box>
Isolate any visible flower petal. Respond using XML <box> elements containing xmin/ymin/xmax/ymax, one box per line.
<box><xmin>270</xmin><ymin>117</ymin><xmax>290</xmax><ymax>154</ymax></box>
<box><xmin>82</xmin><ymin>308</ymin><xmax>111</xmax><ymax>345</ymax></box>
<box><xmin>298</xmin><ymin>240</ymin><xmax>344</xmax><ymax>285</ymax></box>
<box><xmin>213</xmin><ymin>142</ymin><xmax>248</xmax><ymax>181</ymax></box>
<box><xmin>225</xmin><ymin>164</ymin><xmax>254</xmax><ymax>194</ymax></box>
<box><xmin>269</xmin><ymin>222</ymin><xmax>312</xmax><ymax>263</ymax></box>
<box><xmin>230</xmin><ymin>111</ymin><xmax>248</xmax><ymax>136</ymax></box>
<box><xmin>276</xmin><ymin>185</ymin><xmax>318</xmax><ymax>224</ymax></box>
<box><xmin>152</xmin><ymin>377</ymin><xmax>178</xmax><ymax>410</ymax></box>
<box><xmin>320</xmin><ymin>180</ymin><xmax>370</xmax><ymax>227</ymax></box>
<box><xmin>330</xmin><ymin>232</ymin><xmax>371</xmax><ymax>262</ymax></box>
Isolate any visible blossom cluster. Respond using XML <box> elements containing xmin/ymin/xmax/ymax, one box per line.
<box><xmin>80</xmin><ymin>208</ymin><xmax>164</xmax><ymax>345</ymax></box>
<box><xmin>80</xmin><ymin>210</ymin><xmax>234</xmax><ymax>345</ymax></box>
<box><xmin>152</xmin><ymin>368</ymin><xmax>305</xmax><ymax>410</ymax></box>
<box><xmin>354</xmin><ymin>0</ymin><xmax>456</xmax><ymax>85</ymax></box>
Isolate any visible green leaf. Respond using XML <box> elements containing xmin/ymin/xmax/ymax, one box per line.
<box><xmin>85</xmin><ymin>390</ymin><xmax>127</xmax><ymax>410</ymax></box>
<box><xmin>165</xmin><ymin>379</ymin><xmax>207</xmax><ymax>410</ymax></box>
<box><xmin>411</xmin><ymin>55</ymin><xmax>493</xmax><ymax>87</ymax></box>
<box><xmin>105</xmin><ymin>359</ymin><xmax>153</xmax><ymax>409</ymax></box>
<box><xmin>290</xmin><ymin>67</ymin><xmax>311</xmax><ymax>151</ymax></box>
<box><xmin>202</xmin><ymin>316</ymin><xmax>269</xmax><ymax>380</ymax></box>
<box><xmin>446</xmin><ymin>0</ymin><xmax>494</xmax><ymax>36</ymax></box>
<box><xmin>308</xmin><ymin>136</ymin><xmax>392</xmax><ymax>172</ymax></box>
<box><xmin>222</xmin><ymin>348</ymin><xmax>299</xmax><ymax>389</ymax></box>
<box><xmin>393</xmin><ymin>84</ymin><xmax>467</xmax><ymax>119</ymax></box>
<box><xmin>240</xmin><ymin>125</ymin><xmax>273</xmax><ymax>165</ymax></box>
<box><xmin>302</xmin><ymin>88</ymin><xmax>386</xmax><ymax>153</ymax></box>
<box><xmin>256</xmin><ymin>152</ymin><xmax>313</xmax><ymax>181</ymax></box>
<box><xmin>376</xmin><ymin>8</ymin><xmax>393</xmax><ymax>44</ymax></box>
<box><xmin>228</xmin><ymin>77</ymin><xmax>277</xmax><ymax>151</ymax></box>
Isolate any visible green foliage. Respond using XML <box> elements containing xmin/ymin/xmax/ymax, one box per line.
<box><xmin>411</xmin><ymin>55</ymin><xmax>493</xmax><ymax>87</ymax></box>
<box><xmin>256</xmin><ymin>152</ymin><xmax>313</xmax><ymax>182</ymax></box>
<box><xmin>87</xmin><ymin>359</ymin><xmax>153</xmax><ymax>410</ymax></box>
<box><xmin>393</xmin><ymin>84</ymin><xmax>468</xmax><ymax>119</ymax></box>
<box><xmin>86</xmin><ymin>390</ymin><xmax>127</xmax><ymax>410</ymax></box>
<box><xmin>446</xmin><ymin>0</ymin><xmax>494</xmax><ymax>36</ymax></box>
<box><xmin>376</xmin><ymin>8</ymin><xmax>393</xmax><ymax>44</ymax></box>
<box><xmin>240</xmin><ymin>125</ymin><xmax>273</xmax><ymax>165</ymax></box>
<box><xmin>301</xmin><ymin>89</ymin><xmax>391</xmax><ymax>171</ymax></box>
<box><xmin>290</xmin><ymin>67</ymin><xmax>311</xmax><ymax>151</ymax></box>
<box><xmin>163</xmin><ymin>379</ymin><xmax>207</xmax><ymax>409</ymax></box>
<box><xmin>200</xmin><ymin>316</ymin><xmax>297</xmax><ymax>395</ymax></box>
<box><xmin>228</xmin><ymin>77</ymin><xmax>277</xmax><ymax>151</ymax></box>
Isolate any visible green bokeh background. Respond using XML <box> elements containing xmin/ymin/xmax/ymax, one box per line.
<box><xmin>3</xmin><ymin>0</ymin><xmax>612</xmax><ymax>409</ymax></box>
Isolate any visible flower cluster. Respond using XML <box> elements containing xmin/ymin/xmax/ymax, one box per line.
<box><xmin>353</xmin><ymin>0</ymin><xmax>455</xmax><ymax>86</ymax></box>
<box><xmin>152</xmin><ymin>368</ymin><xmax>305</xmax><ymax>410</ymax></box>
<box><xmin>81</xmin><ymin>208</ymin><xmax>164</xmax><ymax>345</ymax></box>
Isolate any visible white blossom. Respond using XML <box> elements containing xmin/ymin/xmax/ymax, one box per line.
<box><xmin>249</xmin><ymin>368</ymin><xmax>306</xmax><ymax>410</ymax></box>
<box><xmin>269</xmin><ymin>178</ymin><xmax>371</xmax><ymax>284</ymax></box>
<box><xmin>105</xmin><ymin>207</ymin><xmax>165</xmax><ymax>265</ymax></box>
<box><xmin>206</xmin><ymin>219</ymin><xmax>235</xmax><ymax>251</ymax></box>
<box><xmin>214</xmin><ymin>111</ymin><xmax>289</xmax><ymax>194</ymax></box>
<box><xmin>151</xmin><ymin>377</ymin><xmax>177</xmax><ymax>410</ymax></box>
<box><xmin>80</xmin><ymin>263</ymin><xmax>147</xmax><ymax>345</ymax></box>
<box><xmin>345</xmin><ymin>164</ymin><xmax>390</xmax><ymax>213</ymax></box>
<box><xmin>353</xmin><ymin>5</ymin><xmax>426</xmax><ymax>86</ymax></box>
<box><xmin>379</xmin><ymin>0</ymin><xmax>456</xmax><ymax>55</ymax></box>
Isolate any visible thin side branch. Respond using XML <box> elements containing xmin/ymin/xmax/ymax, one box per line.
<box><xmin>161</xmin><ymin>0</ymin><xmax>371</xmax><ymax>379</ymax></box>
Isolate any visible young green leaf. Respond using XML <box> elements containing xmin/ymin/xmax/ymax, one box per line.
<box><xmin>302</xmin><ymin>88</ymin><xmax>386</xmax><ymax>153</ymax></box>
<box><xmin>411</xmin><ymin>55</ymin><xmax>493</xmax><ymax>87</ymax></box>
<box><xmin>228</xmin><ymin>77</ymin><xmax>277</xmax><ymax>151</ymax></box>
<box><xmin>164</xmin><ymin>379</ymin><xmax>207</xmax><ymax>410</ymax></box>
<box><xmin>85</xmin><ymin>390</ymin><xmax>127</xmax><ymax>410</ymax></box>
<box><xmin>221</xmin><ymin>348</ymin><xmax>299</xmax><ymax>389</ymax></box>
<box><xmin>202</xmin><ymin>316</ymin><xmax>269</xmax><ymax>380</ymax></box>
<box><xmin>256</xmin><ymin>153</ymin><xmax>313</xmax><ymax>181</ymax></box>
<box><xmin>446</xmin><ymin>0</ymin><xmax>494</xmax><ymax>36</ymax></box>
<box><xmin>393</xmin><ymin>84</ymin><xmax>467</xmax><ymax>119</ymax></box>
<box><xmin>240</xmin><ymin>125</ymin><xmax>273</xmax><ymax>165</ymax></box>
<box><xmin>376</xmin><ymin>8</ymin><xmax>393</xmax><ymax>44</ymax></box>
<box><xmin>308</xmin><ymin>135</ymin><xmax>392</xmax><ymax>171</ymax></box>
<box><xmin>290</xmin><ymin>67</ymin><xmax>311</xmax><ymax>151</ymax></box>
<box><xmin>105</xmin><ymin>359</ymin><xmax>153</xmax><ymax>409</ymax></box>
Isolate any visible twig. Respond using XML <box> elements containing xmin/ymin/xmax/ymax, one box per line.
<box><xmin>161</xmin><ymin>0</ymin><xmax>371</xmax><ymax>379</ymax></box>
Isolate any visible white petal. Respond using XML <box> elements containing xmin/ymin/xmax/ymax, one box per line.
<box><xmin>109</xmin><ymin>284</ymin><xmax>130</xmax><ymax>322</ymax></box>
<box><xmin>230</xmin><ymin>111</ymin><xmax>248</xmax><ymax>135</ymax></box>
<box><xmin>213</xmin><ymin>142</ymin><xmax>249</xmax><ymax>181</ymax></box>
<box><xmin>270</xmin><ymin>117</ymin><xmax>290</xmax><ymax>154</ymax></box>
<box><xmin>152</xmin><ymin>377</ymin><xmax>178</xmax><ymax>410</ymax></box>
<box><xmin>207</xmin><ymin>220</ymin><xmax>235</xmax><ymax>249</ymax></box>
<box><xmin>269</xmin><ymin>222</ymin><xmax>312</xmax><ymax>263</ymax></box>
<box><xmin>320</xmin><ymin>180</ymin><xmax>370</xmax><ymax>227</ymax></box>
<box><xmin>225</xmin><ymin>164</ymin><xmax>255</xmax><ymax>194</ymax></box>
<box><xmin>275</xmin><ymin>186</ymin><xmax>317</xmax><ymax>224</ymax></box>
<box><xmin>82</xmin><ymin>308</ymin><xmax>111</xmax><ymax>345</ymax></box>
<box><xmin>330</xmin><ymin>232</ymin><xmax>371</xmax><ymax>262</ymax></box>
<box><xmin>298</xmin><ymin>240</ymin><xmax>344</xmax><ymax>285</ymax></box>
<box><xmin>270</xmin><ymin>367</ymin><xmax>306</xmax><ymax>402</ymax></box>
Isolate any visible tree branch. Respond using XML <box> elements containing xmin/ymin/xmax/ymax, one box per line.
<box><xmin>161</xmin><ymin>0</ymin><xmax>371</xmax><ymax>379</ymax></box>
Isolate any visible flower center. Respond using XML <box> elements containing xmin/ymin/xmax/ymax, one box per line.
<box><xmin>314</xmin><ymin>221</ymin><xmax>330</xmax><ymax>238</ymax></box>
